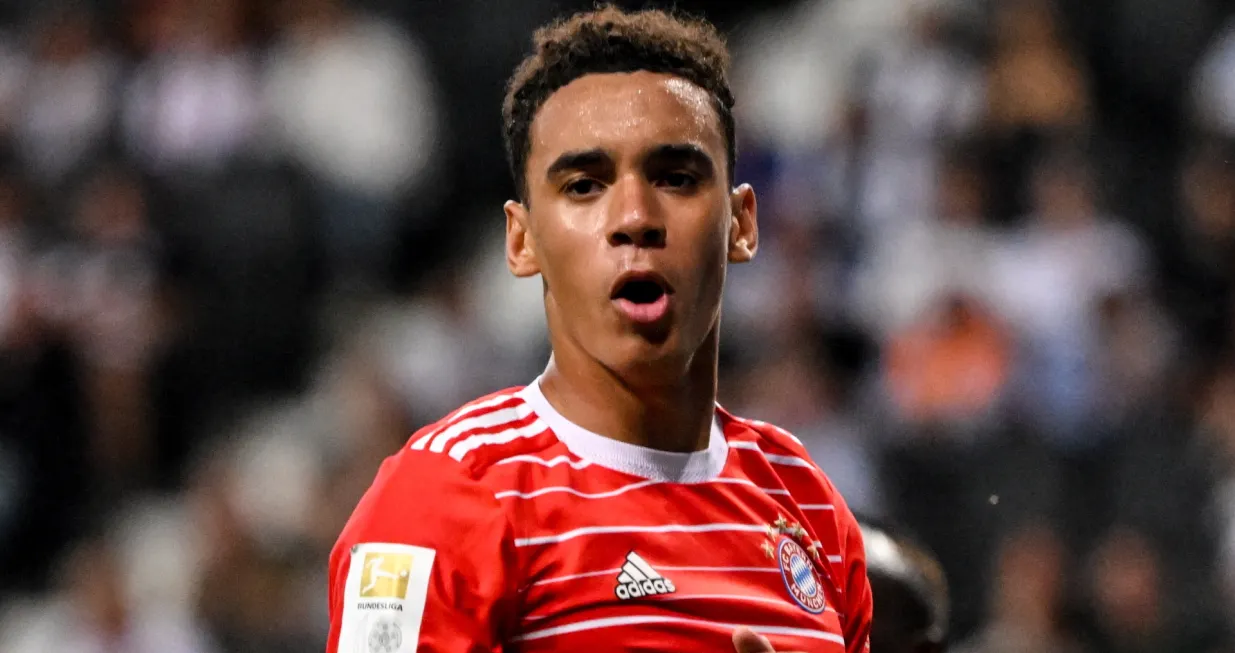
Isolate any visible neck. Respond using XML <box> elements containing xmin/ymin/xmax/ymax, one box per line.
<box><xmin>539</xmin><ymin>326</ymin><xmax>720</xmax><ymax>454</ymax></box>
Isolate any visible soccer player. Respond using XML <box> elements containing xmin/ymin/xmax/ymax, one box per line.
<box><xmin>326</xmin><ymin>6</ymin><xmax>873</xmax><ymax>652</ymax></box>
<box><xmin>860</xmin><ymin>519</ymin><xmax>950</xmax><ymax>653</ymax></box>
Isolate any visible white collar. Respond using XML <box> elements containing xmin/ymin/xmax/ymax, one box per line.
<box><xmin>518</xmin><ymin>376</ymin><xmax>728</xmax><ymax>483</ymax></box>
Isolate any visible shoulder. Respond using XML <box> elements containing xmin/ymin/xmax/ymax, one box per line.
<box><xmin>405</xmin><ymin>386</ymin><xmax>561</xmax><ymax>476</ymax></box>
<box><xmin>720</xmin><ymin>409</ymin><xmax>863</xmax><ymax>534</ymax></box>
<box><xmin>336</xmin><ymin>388</ymin><xmax>561</xmax><ymax>545</ymax></box>
<box><xmin>721</xmin><ymin>409</ymin><xmax>851</xmax><ymax>507</ymax></box>
<box><xmin>720</xmin><ymin>408</ymin><xmax>820</xmax><ymax>471</ymax></box>
<box><xmin>328</xmin><ymin>395</ymin><xmax>537</xmax><ymax>651</ymax></box>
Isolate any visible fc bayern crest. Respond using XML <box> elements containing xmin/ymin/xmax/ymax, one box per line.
<box><xmin>762</xmin><ymin>515</ymin><xmax>827</xmax><ymax>614</ymax></box>
<box><xmin>777</xmin><ymin>537</ymin><xmax>826</xmax><ymax>614</ymax></box>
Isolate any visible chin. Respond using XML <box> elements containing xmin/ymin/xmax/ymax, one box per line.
<box><xmin>603</xmin><ymin>331</ymin><xmax>696</xmax><ymax>382</ymax></box>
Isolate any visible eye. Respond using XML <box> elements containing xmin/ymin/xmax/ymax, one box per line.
<box><xmin>564</xmin><ymin>178</ymin><xmax>603</xmax><ymax>198</ymax></box>
<box><xmin>657</xmin><ymin>172</ymin><xmax>698</xmax><ymax>190</ymax></box>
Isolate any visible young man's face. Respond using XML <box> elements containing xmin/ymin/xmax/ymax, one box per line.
<box><xmin>505</xmin><ymin>70</ymin><xmax>757</xmax><ymax>381</ymax></box>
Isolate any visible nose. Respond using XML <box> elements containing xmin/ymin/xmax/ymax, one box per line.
<box><xmin>606</xmin><ymin>175</ymin><xmax>666</xmax><ymax>249</ymax></box>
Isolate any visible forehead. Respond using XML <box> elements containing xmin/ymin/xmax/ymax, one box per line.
<box><xmin>528</xmin><ymin>70</ymin><xmax>724</xmax><ymax>171</ymax></box>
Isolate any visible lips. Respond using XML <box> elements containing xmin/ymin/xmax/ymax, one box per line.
<box><xmin>610</xmin><ymin>271</ymin><xmax>673</xmax><ymax>325</ymax></box>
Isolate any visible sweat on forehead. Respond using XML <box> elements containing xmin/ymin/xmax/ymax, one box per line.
<box><xmin>529</xmin><ymin>72</ymin><xmax>723</xmax><ymax>164</ymax></box>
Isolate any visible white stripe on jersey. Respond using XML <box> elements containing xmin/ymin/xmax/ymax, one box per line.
<box><xmin>655</xmin><ymin>565</ymin><xmax>780</xmax><ymax>574</ymax></box>
<box><xmin>410</xmin><ymin>393</ymin><xmax>520</xmax><ymax>450</ymax></box>
<box><xmin>434</xmin><ymin>404</ymin><xmax>534</xmax><ymax>453</ymax></box>
<box><xmin>414</xmin><ymin>402</ymin><xmax>532</xmax><ymax>453</ymax></box>
<box><xmin>449</xmin><ymin>418</ymin><xmax>548</xmax><ymax>461</ymax></box>
<box><xmin>531</xmin><ymin>568</ymin><xmax>622</xmax><ymax>587</ymax></box>
<box><xmin>763</xmin><ymin>453</ymin><xmax>818</xmax><ymax>469</ymax></box>
<box><xmin>514</xmin><ymin>523</ymin><xmax>768</xmax><ymax>547</ymax></box>
<box><xmin>798</xmin><ymin>504</ymin><xmax>836</xmax><ymax>511</ymax></box>
<box><xmin>531</xmin><ymin>565</ymin><xmax>778</xmax><ymax>588</ymax></box>
<box><xmin>495</xmin><ymin>454</ymin><xmax>591</xmax><ymax>469</ymax></box>
<box><xmin>495</xmin><ymin>476</ymin><xmax>795</xmax><ymax>502</ymax></box>
<box><xmin>510</xmin><ymin>614</ymin><xmax>846</xmax><ymax>644</ymax></box>
<box><xmin>494</xmin><ymin>479</ymin><xmax>660</xmax><ymax>500</ymax></box>
<box><xmin>656</xmin><ymin>593</ymin><xmax>836</xmax><ymax>612</ymax></box>
<box><xmin>518</xmin><ymin>595</ymin><xmax>825</xmax><ymax>626</ymax></box>
<box><xmin>710</xmin><ymin>477</ymin><xmax>792</xmax><ymax>496</ymax></box>
<box><xmin>725</xmin><ymin>440</ymin><xmax>760</xmax><ymax>451</ymax></box>
<box><xmin>728</xmin><ymin>440</ymin><xmax>818</xmax><ymax>469</ymax></box>
<box><xmin>826</xmin><ymin>555</ymin><xmax>843</xmax><ymax>563</ymax></box>
<box><xmin>743</xmin><ymin>419</ymin><xmax>806</xmax><ymax>447</ymax></box>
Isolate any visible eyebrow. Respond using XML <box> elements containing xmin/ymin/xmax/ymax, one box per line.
<box><xmin>646</xmin><ymin>143</ymin><xmax>715</xmax><ymax>176</ymax></box>
<box><xmin>543</xmin><ymin>143</ymin><xmax>718</xmax><ymax>181</ymax></box>
<box><xmin>545</xmin><ymin>149</ymin><xmax>611</xmax><ymax>180</ymax></box>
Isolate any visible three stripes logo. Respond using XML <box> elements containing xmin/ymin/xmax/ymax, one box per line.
<box><xmin>614</xmin><ymin>552</ymin><xmax>676</xmax><ymax>600</ymax></box>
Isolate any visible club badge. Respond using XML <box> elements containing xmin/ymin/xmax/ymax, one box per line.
<box><xmin>763</xmin><ymin>515</ymin><xmax>827</xmax><ymax>614</ymax></box>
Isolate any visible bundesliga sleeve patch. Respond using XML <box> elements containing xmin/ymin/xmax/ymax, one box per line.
<box><xmin>338</xmin><ymin>543</ymin><xmax>436</xmax><ymax>653</ymax></box>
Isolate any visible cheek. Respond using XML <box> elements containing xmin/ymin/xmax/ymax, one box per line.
<box><xmin>703</xmin><ymin>208</ymin><xmax>733</xmax><ymax>264</ymax></box>
<box><xmin>685</xmin><ymin>214</ymin><xmax>732</xmax><ymax>298</ymax></box>
<box><xmin>534</xmin><ymin>212</ymin><xmax>605</xmax><ymax>295</ymax></box>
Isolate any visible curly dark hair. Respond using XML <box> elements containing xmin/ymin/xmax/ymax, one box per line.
<box><xmin>502</xmin><ymin>5</ymin><xmax>736</xmax><ymax>202</ymax></box>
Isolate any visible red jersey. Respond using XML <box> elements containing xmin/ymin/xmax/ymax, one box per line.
<box><xmin>327</xmin><ymin>379</ymin><xmax>873</xmax><ymax>653</ymax></box>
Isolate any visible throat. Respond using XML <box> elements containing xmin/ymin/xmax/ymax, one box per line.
<box><xmin>538</xmin><ymin>359</ymin><xmax>716</xmax><ymax>454</ymax></box>
<box><xmin>537</xmin><ymin>301</ymin><xmax>724</xmax><ymax>454</ymax></box>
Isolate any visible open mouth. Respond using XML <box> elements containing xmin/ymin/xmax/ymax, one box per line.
<box><xmin>611</xmin><ymin>271</ymin><xmax>672</xmax><ymax>303</ymax></box>
<box><xmin>610</xmin><ymin>272</ymin><xmax>673</xmax><ymax>324</ymax></box>
<box><xmin>613</xmin><ymin>278</ymin><xmax>667</xmax><ymax>305</ymax></box>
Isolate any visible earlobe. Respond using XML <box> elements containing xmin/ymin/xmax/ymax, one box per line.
<box><xmin>504</xmin><ymin>200</ymin><xmax>540</xmax><ymax>277</ymax></box>
<box><xmin>727</xmin><ymin>184</ymin><xmax>759</xmax><ymax>264</ymax></box>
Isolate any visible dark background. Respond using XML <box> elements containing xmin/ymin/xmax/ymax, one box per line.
<box><xmin>1</xmin><ymin>0</ymin><xmax>1235</xmax><ymax>651</ymax></box>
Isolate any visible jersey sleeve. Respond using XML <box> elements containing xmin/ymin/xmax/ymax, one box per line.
<box><xmin>326</xmin><ymin>449</ymin><xmax>519</xmax><ymax>653</ymax></box>
<box><xmin>836</xmin><ymin>496</ymin><xmax>873</xmax><ymax>653</ymax></box>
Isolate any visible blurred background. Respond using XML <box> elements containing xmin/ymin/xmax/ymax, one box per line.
<box><xmin>0</xmin><ymin>0</ymin><xmax>1234</xmax><ymax>650</ymax></box>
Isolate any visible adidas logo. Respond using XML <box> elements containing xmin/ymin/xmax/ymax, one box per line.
<box><xmin>614</xmin><ymin>552</ymin><xmax>676</xmax><ymax>600</ymax></box>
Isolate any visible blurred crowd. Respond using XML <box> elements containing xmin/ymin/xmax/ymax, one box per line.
<box><xmin>0</xmin><ymin>0</ymin><xmax>1234</xmax><ymax>651</ymax></box>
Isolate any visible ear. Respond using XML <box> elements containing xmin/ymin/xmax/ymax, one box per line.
<box><xmin>727</xmin><ymin>183</ymin><xmax>758</xmax><ymax>264</ymax></box>
<box><xmin>505</xmin><ymin>200</ymin><xmax>540</xmax><ymax>277</ymax></box>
